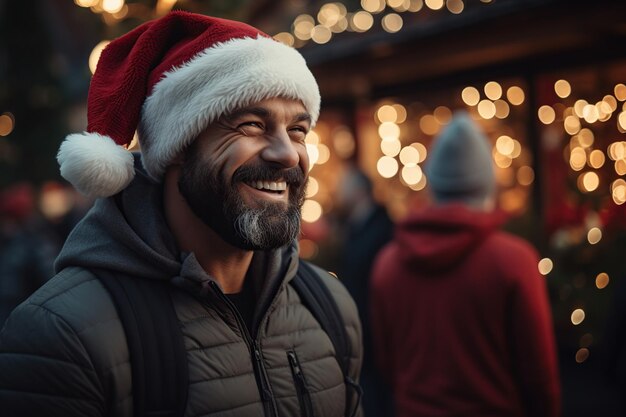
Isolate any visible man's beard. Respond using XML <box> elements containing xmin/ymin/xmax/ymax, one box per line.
<box><xmin>178</xmin><ymin>146</ymin><xmax>306</xmax><ymax>250</ymax></box>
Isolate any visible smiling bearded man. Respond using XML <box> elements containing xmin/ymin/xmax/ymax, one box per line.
<box><xmin>0</xmin><ymin>11</ymin><xmax>363</xmax><ymax>417</ymax></box>
<box><xmin>178</xmin><ymin>122</ymin><xmax>307</xmax><ymax>250</ymax></box>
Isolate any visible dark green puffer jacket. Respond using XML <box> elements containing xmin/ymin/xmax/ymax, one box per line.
<box><xmin>0</xmin><ymin>165</ymin><xmax>363</xmax><ymax>417</ymax></box>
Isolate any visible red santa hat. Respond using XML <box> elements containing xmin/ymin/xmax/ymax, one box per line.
<box><xmin>57</xmin><ymin>11</ymin><xmax>320</xmax><ymax>198</ymax></box>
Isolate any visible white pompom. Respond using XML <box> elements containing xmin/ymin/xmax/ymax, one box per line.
<box><xmin>57</xmin><ymin>132</ymin><xmax>135</xmax><ymax>198</ymax></box>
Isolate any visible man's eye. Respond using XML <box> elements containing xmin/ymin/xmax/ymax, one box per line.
<box><xmin>237</xmin><ymin>122</ymin><xmax>265</xmax><ymax>135</ymax></box>
<box><xmin>239</xmin><ymin>122</ymin><xmax>263</xmax><ymax>129</ymax></box>
<box><xmin>289</xmin><ymin>126</ymin><xmax>309</xmax><ymax>138</ymax></box>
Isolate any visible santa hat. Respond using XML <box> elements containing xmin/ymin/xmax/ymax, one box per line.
<box><xmin>58</xmin><ymin>11</ymin><xmax>320</xmax><ymax>198</ymax></box>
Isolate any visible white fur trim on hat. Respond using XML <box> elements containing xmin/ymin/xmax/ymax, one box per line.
<box><xmin>138</xmin><ymin>35</ymin><xmax>321</xmax><ymax>180</ymax></box>
<box><xmin>57</xmin><ymin>132</ymin><xmax>135</xmax><ymax>198</ymax></box>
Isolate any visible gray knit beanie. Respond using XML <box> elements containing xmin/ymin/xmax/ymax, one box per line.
<box><xmin>425</xmin><ymin>111</ymin><xmax>495</xmax><ymax>205</ymax></box>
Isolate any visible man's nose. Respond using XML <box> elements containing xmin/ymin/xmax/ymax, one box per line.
<box><xmin>261</xmin><ymin>130</ymin><xmax>300</xmax><ymax>168</ymax></box>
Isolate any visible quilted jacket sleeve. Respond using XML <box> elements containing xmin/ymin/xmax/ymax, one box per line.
<box><xmin>0</xmin><ymin>294</ymin><xmax>105</xmax><ymax>416</ymax></box>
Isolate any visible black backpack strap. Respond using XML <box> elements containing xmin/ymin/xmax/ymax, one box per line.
<box><xmin>292</xmin><ymin>260</ymin><xmax>362</xmax><ymax>417</ymax></box>
<box><xmin>94</xmin><ymin>269</ymin><xmax>188</xmax><ymax>417</ymax></box>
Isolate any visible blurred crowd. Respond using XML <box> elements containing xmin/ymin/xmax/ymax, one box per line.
<box><xmin>0</xmin><ymin>181</ymin><xmax>91</xmax><ymax>323</ymax></box>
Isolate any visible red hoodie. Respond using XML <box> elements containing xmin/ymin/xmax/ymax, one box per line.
<box><xmin>370</xmin><ymin>204</ymin><xmax>560</xmax><ymax>417</ymax></box>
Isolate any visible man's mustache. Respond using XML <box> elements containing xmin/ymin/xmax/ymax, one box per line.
<box><xmin>232</xmin><ymin>163</ymin><xmax>305</xmax><ymax>188</ymax></box>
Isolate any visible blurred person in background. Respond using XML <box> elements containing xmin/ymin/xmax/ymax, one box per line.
<box><xmin>0</xmin><ymin>12</ymin><xmax>362</xmax><ymax>417</ymax></box>
<box><xmin>0</xmin><ymin>182</ymin><xmax>56</xmax><ymax>324</ymax></box>
<box><xmin>370</xmin><ymin>112</ymin><xmax>561</xmax><ymax>417</ymax></box>
<box><xmin>334</xmin><ymin>164</ymin><xmax>395</xmax><ymax>416</ymax></box>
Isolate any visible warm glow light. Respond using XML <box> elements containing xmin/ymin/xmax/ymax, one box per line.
<box><xmin>582</xmin><ymin>104</ymin><xmax>599</xmax><ymax>123</ymax></box>
<box><xmin>506</xmin><ymin>86</ymin><xmax>525</xmax><ymax>105</ymax></box>
<box><xmin>387</xmin><ymin>0</ymin><xmax>407</xmax><ymax>8</ymax></box>
<box><xmin>89</xmin><ymin>40</ymin><xmax>111</xmax><ymax>74</ymax></box>
<box><xmin>399</xmin><ymin>146</ymin><xmax>420</xmax><ymax>166</ymax></box>
<box><xmin>377</xmin><ymin>156</ymin><xmax>399</xmax><ymax>178</ymax></box>
<box><xmin>301</xmin><ymin>199</ymin><xmax>323</xmax><ymax>223</ymax></box>
<box><xmin>517</xmin><ymin>166</ymin><xmax>534</xmax><ymax>185</ymax></box>
<box><xmin>579</xmin><ymin>171</ymin><xmax>599</xmax><ymax>192</ymax></box>
<box><xmin>494</xmin><ymin>100</ymin><xmax>510</xmax><ymax>119</ymax></box>
<box><xmin>615</xmin><ymin>83</ymin><xmax>626</xmax><ymax>101</ymax></box>
<box><xmin>379</xmin><ymin>122</ymin><xmax>401</xmax><ymax>139</ymax></box>
<box><xmin>409</xmin><ymin>173</ymin><xmax>428</xmax><ymax>191</ymax></box>
<box><xmin>604</xmin><ymin>95</ymin><xmax>618</xmax><ymax>112</ymax></box>
<box><xmin>433</xmin><ymin>106</ymin><xmax>452</xmax><ymax>124</ymax></box>
<box><xmin>608</xmin><ymin>141</ymin><xmax>626</xmax><ymax>160</ymax></box>
<box><xmin>587</xmin><ymin>227</ymin><xmax>602</xmax><ymax>244</ymax></box>
<box><xmin>377</xmin><ymin>105</ymin><xmax>398</xmax><ymax>123</ymax></box>
<box><xmin>510</xmin><ymin>140</ymin><xmax>522</xmax><ymax>158</ymax></box>
<box><xmin>461</xmin><ymin>86</ymin><xmax>480</xmax><ymax>106</ymax></box>
<box><xmin>306</xmin><ymin>130</ymin><xmax>320</xmax><ymax>145</ymax></box>
<box><xmin>612</xmin><ymin>179</ymin><xmax>626</xmax><ymax>205</ymax></box>
<box><xmin>595</xmin><ymin>272</ymin><xmax>609</xmax><ymax>289</ymax></box>
<box><xmin>578</xmin><ymin>128</ymin><xmax>594</xmax><ymax>148</ymax></box>
<box><xmin>588</xmin><ymin>150</ymin><xmax>605</xmax><ymax>169</ymax></box>
<box><xmin>419</xmin><ymin>114</ymin><xmax>439</xmax><ymax>135</ymax></box>
<box><xmin>576</xmin><ymin>348</ymin><xmax>590</xmax><ymax>363</ymax></box>
<box><xmin>401</xmin><ymin>165</ymin><xmax>423</xmax><ymax>185</ymax></box>
<box><xmin>407</xmin><ymin>0</ymin><xmax>424</xmax><ymax>11</ymax></box>
<box><xmin>361</xmin><ymin>0</ymin><xmax>386</xmax><ymax>13</ymax></box>
<box><xmin>382</xmin><ymin>13</ymin><xmax>403</xmax><ymax>32</ymax></box>
<box><xmin>446</xmin><ymin>0</ymin><xmax>464</xmax><ymax>14</ymax></box>
<box><xmin>571</xmin><ymin>309</ymin><xmax>585</xmax><ymax>325</ymax></box>
<box><xmin>424</xmin><ymin>0</ymin><xmax>444</xmax><ymax>9</ymax></box>
<box><xmin>381</xmin><ymin>138</ymin><xmax>402</xmax><ymax>156</ymax></box>
<box><xmin>538</xmin><ymin>258</ymin><xmax>553</xmax><ymax>275</ymax></box>
<box><xmin>306</xmin><ymin>177</ymin><xmax>319</xmax><ymax>198</ymax></box>
<box><xmin>352</xmin><ymin>11</ymin><xmax>374</xmax><ymax>31</ymax></box>
<box><xmin>306</xmin><ymin>144</ymin><xmax>319</xmax><ymax>166</ymax></box>
<box><xmin>496</xmin><ymin>135</ymin><xmax>515</xmax><ymax>156</ymax></box>
<box><xmin>318</xmin><ymin>3</ymin><xmax>343</xmax><ymax>27</ymax></box>
<box><xmin>484</xmin><ymin>81</ymin><xmax>502</xmax><ymax>100</ymax></box>
<box><xmin>273</xmin><ymin>32</ymin><xmax>295</xmax><ymax>46</ymax></box>
<box><xmin>102</xmin><ymin>0</ymin><xmax>124</xmax><ymax>13</ymax></box>
<box><xmin>477</xmin><ymin>100</ymin><xmax>496</xmax><ymax>119</ymax></box>
<box><xmin>392</xmin><ymin>104</ymin><xmax>408</xmax><ymax>123</ymax></box>
<box><xmin>538</xmin><ymin>105</ymin><xmax>556</xmax><ymax>124</ymax></box>
<box><xmin>570</xmin><ymin>147</ymin><xmax>587</xmax><ymax>171</ymax></box>
<box><xmin>294</xmin><ymin>15</ymin><xmax>315</xmax><ymax>40</ymax></box>
<box><xmin>410</xmin><ymin>142</ymin><xmax>427</xmax><ymax>162</ymax></box>
<box><xmin>0</xmin><ymin>113</ymin><xmax>14</xmax><ymax>136</ymax></box>
<box><xmin>75</xmin><ymin>0</ymin><xmax>99</xmax><ymax>6</ymax></box>
<box><xmin>574</xmin><ymin>100</ymin><xmax>588</xmax><ymax>118</ymax></box>
<box><xmin>311</xmin><ymin>25</ymin><xmax>332</xmax><ymax>44</ymax></box>
<box><xmin>616</xmin><ymin>160</ymin><xmax>626</xmax><ymax>176</ymax></box>
<box><xmin>316</xmin><ymin>144</ymin><xmax>330</xmax><ymax>164</ymax></box>
<box><xmin>554</xmin><ymin>79</ymin><xmax>571</xmax><ymax>98</ymax></box>
<box><xmin>564</xmin><ymin>115</ymin><xmax>581</xmax><ymax>135</ymax></box>
<box><xmin>618</xmin><ymin>112</ymin><xmax>626</xmax><ymax>130</ymax></box>
<box><xmin>493</xmin><ymin>151</ymin><xmax>512</xmax><ymax>169</ymax></box>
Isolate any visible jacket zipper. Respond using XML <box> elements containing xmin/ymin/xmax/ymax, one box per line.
<box><xmin>287</xmin><ymin>350</ymin><xmax>314</xmax><ymax>417</ymax></box>
<box><xmin>209</xmin><ymin>281</ymin><xmax>279</xmax><ymax>417</ymax></box>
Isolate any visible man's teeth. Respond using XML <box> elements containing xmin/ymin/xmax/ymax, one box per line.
<box><xmin>251</xmin><ymin>181</ymin><xmax>287</xmax><ymax>191</ymax></box>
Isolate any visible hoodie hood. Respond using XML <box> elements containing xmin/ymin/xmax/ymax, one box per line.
<box><xmin>395</xmin><ymin>203</ymin><xmax>507</xmax><ymax>273</ymax></box>
<box><xmin>54</xmin><ymin>155</ymin><xmax>300</xmax><ymax>297</ymax></box>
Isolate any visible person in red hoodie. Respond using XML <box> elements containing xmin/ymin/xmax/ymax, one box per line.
<box><xmin>370</xmin><ymin>112</ymin><xmax>561</xmax><ymax>417</ymax></box>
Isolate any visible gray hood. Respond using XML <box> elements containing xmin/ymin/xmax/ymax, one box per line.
<box><xmin>54</xmin><ymin>156</ymin><xmax>300</xmax><ymax>298</ymax></box>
